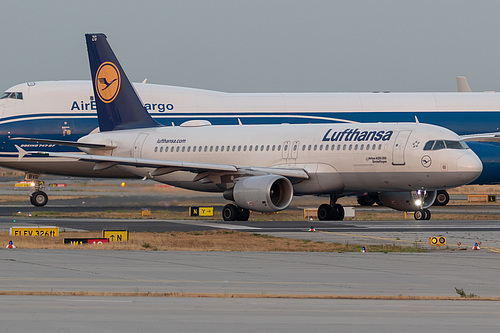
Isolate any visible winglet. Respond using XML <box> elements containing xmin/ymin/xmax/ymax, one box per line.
<box><xmin>415</xmin><ymin>115</ymin><xmax>420</xmax><ymax>124</ymax></box>
<box><xmin>15</xmin><ymin>145</ymin><xmax>27</xmax><ymax>161</ymax></box>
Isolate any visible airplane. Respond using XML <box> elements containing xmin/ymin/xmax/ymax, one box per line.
<box><xmin>15</xmin><ymin>33</ymin><xmax>483</xmax><ymax>221</ymax></box>
<box><xmin>3</xmin><ymin>62</ymin><xmax>500</xmax><ymax>208</ymax></box>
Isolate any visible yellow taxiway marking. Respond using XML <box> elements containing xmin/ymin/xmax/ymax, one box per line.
<box><xmin>485</xmin><ymin>247</ymin><xmax>500</xmax><ymax>254</ymax></box>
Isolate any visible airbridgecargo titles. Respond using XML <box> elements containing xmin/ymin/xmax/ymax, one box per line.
<box><xmin>70</xmin><ymin>100</ymin><xmax>174</xmax><ymax>111</ymax></box>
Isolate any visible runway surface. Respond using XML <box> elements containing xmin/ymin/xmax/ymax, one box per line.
<box><xmin>2</xmin><ymin>249</ymin><xmax>500</xmax><ymax>332</ymax></box>
<box><xmin>2</xmin><ymin>177</ymin><xmax>500</xmax><ymax>331</ymax></box>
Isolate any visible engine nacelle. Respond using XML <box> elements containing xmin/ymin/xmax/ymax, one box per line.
<box><xmin>378</xmin><ymin>190</ymin><xmax>437</xmax><ymax>211</ymax></box>
<box><xmin>224</xmin><ymin>175</ymin><xmax>293</xmax><ymax>212</ymax></box>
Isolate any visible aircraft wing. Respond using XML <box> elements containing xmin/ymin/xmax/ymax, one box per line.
<box><xmin>461</xmin><ymin>133</ymin><xmax>500</xmax><ymax>143</ymax></box>
<box><xmin>15</xmin><ymin>146</ymin><xmax>309</xmax><ymax>180</ymax></box>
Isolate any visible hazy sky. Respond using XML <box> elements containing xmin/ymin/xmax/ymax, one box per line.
<box><xmin>2</xmin><ymin>0</ymin><xmax>500</xmax><ymax>93</ymax></box>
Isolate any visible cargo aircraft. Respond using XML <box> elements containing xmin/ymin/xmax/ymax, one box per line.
<box><xmin>2</xmin><ymin>62</ymin><xmax>500</xmax><ymax>208</ymax></box>
<box><xmin>15</xmin><ymin>34</ymin><xmax>482</xmax><ymax>221</ymax></box>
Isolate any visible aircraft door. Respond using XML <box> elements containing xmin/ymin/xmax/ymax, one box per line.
<box><xmin>133</xmin><ymin>133</ymin><xmax>149</xmax><ymax>158</ymax></box>
<box><xmin>392</xmin><ymin>130</ymin><xmax>412</xmax><ymax>165</ymax></box>
<box><xmin>282</xmin><ymin>141</ymin><xmax>291</xmax><ymax>159</ymax></box>
<box><xmin>291</xmin><ymin>140</ymin><xmax>300</xmax><ymax>159</ymax></box>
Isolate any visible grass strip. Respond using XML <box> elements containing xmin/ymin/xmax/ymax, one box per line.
<box><xmin>0</xmin><ymin>290</ymin><xmax>498</xmax><ymax>301</ymax></box>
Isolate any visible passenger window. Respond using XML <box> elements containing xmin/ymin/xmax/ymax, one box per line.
<box><xmin>204</xmin><ymin>146</ymin><xmax>208</xmax><ymax>152</ymax></box>
<box><xmin>343</xmin><ymin>144</ymin><xmax>346</xmax><ymax>150</ymax></box>
<box><xmin>266</xmin><ymin>145</ymin><xmax>270</xmax><ymax>151</ymax></box>
<box><xmin>319</xmin><ymin>145</ymin><xmax>323</xmax><ymax>151</ymax></box>
<box><xmin>243</xmin><ymin>145</ymin><xmax>247</xmax><ymax>151</ymax></box>
<box><xmin>360</xmin><ymin>144</ymin><xmax>363</xmax><ymax>150</ymax></box>
<box><xmin>160</xmin><ymin>147</ymin><xmax>163</xmax><ymax>153</ymax></box>
<box><xmin>314</xmin><ymin>144</ymin><xmax>317</xmax><ymax>151</ymax></box>
<box><xmin>349</xmin><ymin>144</ymin><xmax>352</xmax><ymax>150</ymax></box>
<box><xmin>182</xmin><ymin>146</ymin><xmax>185</xmax><ymax>152</ymax></box>
<box><xmin>238</xmin><ymin>145</ymin><xmax>242</xmax><ymax>152</ymax></box>
<box><xmin>308</xmin><ymin>145</ymin><xmax>312</xmax><ymax>151</ymax></box>
<box><xmin>210</xmin><ymin>146</ymin><xmax>213</xmax><ymax>152</ymax></box>
<box><xmin>221</xmin><ymin>146</ymin><xmax>224</xmax><ymax>152</ymax></box>
<box><xmin>215</xmin><ymin>146</ymin><xmax>219</xmax><ymax>152</ymax></box>
<box><xmin>273</xmin><ymin>145</ymin><xmax>276</xmax><ymax>151</ymax></box>
<box><xmin>277</xmin><ymin>145</ymin><xmax>281</xmax><ymax>151</ymax></box>
<box><xmin>187</xmin><ymin>146</ymin><xmax>191</xmax><ymax>152</ymax></box>
<box><xmin>154</xmin><ymin>147</ymin><xmax>158</xmax><ymax>153</ymax></box>
<box><xmin>378</xmin><ymin>144</ymin><xmax>382</xmax><ymax>150</ymax></box>
<box><xmin>176</xmin><ymin>146</ymin><xmax>180</xmax><ymax>152</ymax></box>
<box><xmin>249</xmin><ymin>145</ymin><xmax>253</xmax><ymax>152</ymax></box>
<box><xmin>354</xmin><ymin>144</ymin><xmax>358</xmax><ymax>150</ymax></box>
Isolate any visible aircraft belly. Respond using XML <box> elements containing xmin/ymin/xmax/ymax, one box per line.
<box><xmin>340</xmin><ymin>171</ymin><xmax>479</xmax><ymax>192</ymax></box>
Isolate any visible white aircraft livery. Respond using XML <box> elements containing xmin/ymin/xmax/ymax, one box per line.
<box><xmin>16</xmin><ymin>33</ymin><xmax>482</xmax><ymax>221</ymax></box>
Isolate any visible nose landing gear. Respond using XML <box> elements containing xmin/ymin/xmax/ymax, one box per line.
<box><xmin>25</xmin><ymin>172</ymin><xmax>48</xmax><ymax>207</ymax></box>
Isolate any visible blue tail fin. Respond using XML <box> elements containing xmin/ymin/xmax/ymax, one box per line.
<box><xmin>85</xmin><ymin>33</ymin><xmax>162</xmax><ymax>131</ymax></box>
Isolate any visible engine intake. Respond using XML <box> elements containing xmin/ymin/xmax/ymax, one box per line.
<box><xmin>378</xmin><ymin>190</ymin><xmax>437</xmax><ymax>211</ymax></box>
<box><xmin>224</xmin><ymin>175</ymin><xmax>293</xmax><ymax>212</ymax></box>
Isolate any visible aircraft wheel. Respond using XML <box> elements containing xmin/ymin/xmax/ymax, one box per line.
<box><xmin>333</xmin><ymin>204</ymin><xmax>345</xmax><ymax>221</ymax></box>
<box><xmin>424</xmin><ymin>208</ymin><xmax>431</xmax><ymax>220</ymax></box>
<box><xmin>433</xmin><ymin>190</ymin><xmax>450</xmax><ymax>206</ymax></box>
<box><xmin>357</xmin><ymin>195</ymin><xmax>375</xmax><ymax>206</ymax></box>
<box><xmin>414</xmin><ymin>209</ymin><xmax>426</xmax><ymax>220</ymax></box>
<box><xmin>317</xmin><ymin>204</ymin><xmax>334</xmax><ymax>221</ymax></box>
<box><xmin>237</xmin><ymin>208</ymin><xmax>250</xmax><ymax>221</ymax></box>
<box><xmin>30</xmin><ymin>191</ymin><xmax>48</xmax><ymax>207</ymax></box>
<box><xmin>222</xmin><ymin>204</ymin><xmax>239</xmax><ymax>221</ymax></box>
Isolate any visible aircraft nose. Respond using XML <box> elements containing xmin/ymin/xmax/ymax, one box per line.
<box><xmin>457</xmin><ymin>151</ymin><xmax>483</xmax><ymax>182</ymax></box>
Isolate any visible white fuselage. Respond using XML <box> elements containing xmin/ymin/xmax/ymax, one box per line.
<box><xmin>79</xmin><ymin>122</ymin><xmax>482</xmax><ymax>194</ymax></box>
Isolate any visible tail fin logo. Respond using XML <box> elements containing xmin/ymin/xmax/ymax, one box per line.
<box><xmin>95</xmin><ymin>61</ymin><xmax>121</xmax><ymax>103</ymax></box>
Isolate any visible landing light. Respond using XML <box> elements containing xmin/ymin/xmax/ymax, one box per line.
<box><xmin>415</xmin><ymin>199</ymin><xmax>422</xmax><ymax>206</ymax></box>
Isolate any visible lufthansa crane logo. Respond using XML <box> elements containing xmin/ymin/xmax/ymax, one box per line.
<box><xmin>95</xmin><ymin>61</ymin><xmax>121</xmax><ymax>103</ymax></box>
<box><xmin>421</xmin><ymin>155</ymin><xmax>432</xmax><ymax>168</ymax></box>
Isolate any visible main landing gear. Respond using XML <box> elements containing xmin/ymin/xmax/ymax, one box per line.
<box><xmin>222</xmin><ymin>204</ymin><xmax>250</xmax><ymax>221</ymax></box>
<box><xmin>25</xmin><ymin>172</ymin><xmax>49</xmax><ymax>207</ymax></box>
<box><xmin>414</xmin><ymin>208</ymin><xmax>431</xmax><ymax>220</ymax></box>
<box><xmin>317</xmin><ymin>195</ymin><xmax>345</xmax><ymax>221</ymax></box>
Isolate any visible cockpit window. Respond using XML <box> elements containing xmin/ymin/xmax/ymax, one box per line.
<box><xmin>423</xmin><ymin>141</ymin><xmax>434</xmax><ymax>150</ymax></box>
<box><xmin>0</xmin><ymin>92</ymin><xmax>23</xmax><ymax>100</ymax></box>
<box><xmin>433</xmin><ymin>140</ymin><xmax>445</xmax><ymax>150</ymax></box>
<box><xmin>423</xmin><ymin>140</ymin><xmax>469</xmax><ymax>150</ymax></box>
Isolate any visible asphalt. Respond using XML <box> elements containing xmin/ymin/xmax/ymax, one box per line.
<box><xmin>1</xmin><ymin>175</ymin><xmax>500</xmax><ymax>331</ymax></box>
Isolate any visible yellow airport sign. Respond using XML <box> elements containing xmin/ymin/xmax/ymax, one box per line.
<box><xmin>103</xmin><ymin>230</ymin><xmax>129</xmax><ymax>242</ymax></box>
<box><xmin>189</xmin><ymin>207</ymin><xmax>214</xmax><ymax>217</ymax></box>
<box><xmin>10</xmin><ymin>226</ymin><xmax>59</xmax><ymax>237</ymax></box>
<box><xmin>429</xmin><ymin>236</ymin><xmax>446</xmax><ymax>246</ymax></box>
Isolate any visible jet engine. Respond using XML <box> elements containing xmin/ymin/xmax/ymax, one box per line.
<box><xmin>377</xmin><ymin>190</ymin><xmax>437</xmax><ymax>211</ymax></box>
<box><xmin>223</xmin><ymin>175</ymin><xmax>293</xmax><ymax>212</ymax></box>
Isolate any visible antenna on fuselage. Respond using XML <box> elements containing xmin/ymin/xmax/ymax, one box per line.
<box><xmin>415</xmin><ymin>116</ymin><xmax>420</xmax><ymax>124</ymax></box>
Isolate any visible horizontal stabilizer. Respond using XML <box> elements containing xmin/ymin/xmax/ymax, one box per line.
<box><xmin>11</xmin><ymin>137</ymin><xmax>116</xmax><ymax>149</ymax></box>
<box><xmin>461</xmin><ymin>133</ymin><xmax>500</xmax><ymax>143</ymax></box>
